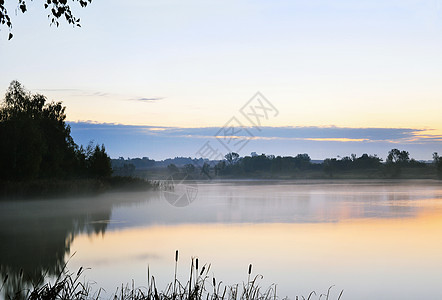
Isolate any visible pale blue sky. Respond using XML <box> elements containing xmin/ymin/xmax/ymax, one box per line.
<box><xmin>1</xmin><ymin>0</ymin><xmax>442</xmax><ymax>159</ymax></box>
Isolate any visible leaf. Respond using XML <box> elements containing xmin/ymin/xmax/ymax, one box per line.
<box><xmin>19</xmin><ymin>3</ymin><xmax>27</xmax><ymax>13</ymax></box>
<box><xmin>8</xmin><ymin>32</ymin><xmax>12</xmax><ymax>40</ymax></box>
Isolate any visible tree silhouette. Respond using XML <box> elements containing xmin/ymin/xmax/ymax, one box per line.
<box><xmin>0</xmin><ymin>81</ymin><xmax>72</xmax><ymax>180</ymax></box>
<box><xmin>0</xmin><ymin>0</ymin><xmax>93</xmax><ymax>40</ymax></box>
<box><xmin>88</xmin><ymin>144</ymin><xmax>112</xmax><ymax>178</ymax></box>
<box><xmin>0</xmin><ymin>80</ymin><xmax>112</xmax><ymax>181</ymax></box>
<box><xmin>386</xmin><ymin>149</ymin><xmax>410</xmax><ymax>164</ymax></box>
<box><xmin>167</xmin><ymin>164</ymin><xmax>179</xmax><ymax>174</ymax></box>
<box><xmin>225</xmin><ymin>152</ymin><xmax>239</xmax><ymax>165</ymax></box>
<box><xmin>433</xmin><ymin>152</ymin><xmax>442</xmax><ymax>179</ymax></box>
<box><xmin>183</xmin><ymin>163</ymin><xmax>195</xmax><ymax>174</ymax></box>
<box><xmin>386</xmin><ymin>148</ymin><xmax>410</xmax><ymax>178</ymax></box>
<box><xmin>323</xmin><ymin>158</ymin><xmax>337</xmax><ymax>177</ymax></box>
<box><xmin>200</xmin><ymin>162</ymin><xmax>211</xmax><ymax>179</ymax></box>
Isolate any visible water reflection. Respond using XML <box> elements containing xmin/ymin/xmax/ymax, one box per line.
<box><xmin>109</xmin><ymin>180</ymin><xmax>442</xmax><ymax>228</ymax></box>
<box><xmin>1</xmin><ymin>180</ymin><xmax>442</xmax><ymax>298</ymax></box>
<box><xmin>0</xmin><ymin>191</ymin><xmax>159</xmax><ymax>297</ymax></box>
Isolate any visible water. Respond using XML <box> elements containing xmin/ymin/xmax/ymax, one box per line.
<box><xmin>1</xmin><ymin>180</ymin><xmax>442</xmax><ymax>299</ymax></box>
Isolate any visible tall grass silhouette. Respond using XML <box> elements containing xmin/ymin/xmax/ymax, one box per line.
<box><xmin>0</xmin><ymin>250</ymin><xmax>343</xmax><ymax>300</ymax></box>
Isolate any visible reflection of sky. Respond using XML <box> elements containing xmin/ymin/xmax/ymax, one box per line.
<box><xmin>106</xmin><ymin>180</ymin><xmax>442</xmax><ymax>231</ymax></box>
<box><xmin>3</xmin><ymin>181</ymin><xmax>442</xmax><ymax>299</ymax></box>
<box><xmin>67</xmin><ymin>180</ymin><xmax>442</xmax><ymax>299</ymax></box>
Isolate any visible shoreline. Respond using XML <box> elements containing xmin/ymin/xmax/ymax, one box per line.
<box><xmin>0</xmin><ymin>176</ymin><xmax>158</xmax><ymax>201</ymax></box>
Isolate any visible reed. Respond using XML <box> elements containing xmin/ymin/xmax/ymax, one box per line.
<box><xmin>173</xmin><ymin>250</ymin><xmax>179</xmax><ymax>298</ymax></box>
<box><xmin>0</xmin><ymin>251</ymin><xmax>344</xmax><ymax>300</ymax></box>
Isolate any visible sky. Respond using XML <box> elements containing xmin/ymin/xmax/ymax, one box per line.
<box><xmin>1</xmin><ymin>0</ymin><xmax>442</xmax><ymax>160</ymax></box>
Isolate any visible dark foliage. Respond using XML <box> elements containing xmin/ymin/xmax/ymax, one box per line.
<box><xmin>167</xmin><ymin>163</ymin><xmax>179</xmax><ymax>174</ymax></box>
<box><xmin>200</xmin><ymin>151</ymin><xmax>434</xmax><ymax>179</ymax></box>
<box><xmin>385</xmin><ymin>148</ymin><xmax>410</xmax><ymax>177</ymax></box>
<box><xmin>434</xmin><ymin>152</ymin><xmax>442</xmax><ymax>179</ymax></box>
<box><xmin>1</xmin><ymin>0</ymin><xmax>93</xmax><ymax>40</ymax></box>
<box><xmin>323</xmin><ymin>154</ymin><xmax>382</xmax><ymax>177</ymax></box>
<box><xmin>0</xmin><ymin>81</ymin><xmax>112</xmax><ymax>181</ymax></box>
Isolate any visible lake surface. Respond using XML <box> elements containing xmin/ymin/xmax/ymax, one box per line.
<box><xmin>2</xmin><ymin>180</ymin><xmax>442</xmax><ymax>299</ymax></box>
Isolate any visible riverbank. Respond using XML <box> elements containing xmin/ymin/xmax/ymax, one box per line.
<box><xmin>0</xmin><ymin>176</ymin><xmax>158</xmax><ymax>200</ymax></box>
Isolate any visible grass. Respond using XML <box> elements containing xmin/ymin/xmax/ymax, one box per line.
<box><xmin>0</xmin><ymin>251</ymin><xmax>344</xmax><ymax>300</ymax></box>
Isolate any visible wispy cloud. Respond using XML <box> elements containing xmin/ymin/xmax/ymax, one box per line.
<box><xmin>36</xmin><ymin>88</ymin><xmax>83</xmax><ymax>93</ymax></box>
<box><xmin>36</xmin><ymin>88</ymin><xmax>110</xmax><ymax>98</ymax></box>
<box><xmin>35</xmin><ymin>88</ymin><xmax>163</xmax><ymax>102</ymax></box>
<box><xmin>92</xmin><ymin>92</ymin><xmax>109</xmax><ymax>97</ymax></box>
<box><xmin>130</xmin><ymin>97</ymin><xmax>164</xmax><ymax>102</ymax></box>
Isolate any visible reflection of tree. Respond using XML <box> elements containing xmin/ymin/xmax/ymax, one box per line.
<box><xmin>0</xmin><ymin>197</ymin><xmax>112</xmax><ymax>298</ymax></box>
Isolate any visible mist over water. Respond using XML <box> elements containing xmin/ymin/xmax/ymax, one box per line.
<box><xmin>1</xmin><ymin>180</ymin><xmax>442</xmax><ymax>299</ymax></box>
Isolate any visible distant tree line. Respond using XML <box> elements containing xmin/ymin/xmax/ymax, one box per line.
<box><xmin>156</xmin><ymin>149</ymin><xmax>442</xmax><ymax>180</ymax></box>
<box><xmin>214</xmin><ymin>152</ymin><xmax>386</xmax><ymax>177</ymax></box>
<box><xmin>0</xmin><ymin>81</ymin><xmax>112</xmax><ymax>181</ymax></box>
<box><xmin>114</xmin><ymin>148</ymin><xmax>442</xmax><ymax>180</ymax></box>
<box><xmin>111</xmin><ymin>156</ymin><xmax>209</xmax><ymax>176</ymax></box>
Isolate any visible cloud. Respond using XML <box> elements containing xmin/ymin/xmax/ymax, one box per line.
<box><xmin>36</xmin><ymin>88</ymin><xmax>110</xmax><ymax>98</ymax></box>
<box><xmin>67</xmin><ymin>122</ymin><xmax>442</xmax><ymax>160</ymax></box>
<box><xmin>36</xmin><ymin>88</ymin><xmax>83</xmax><ymax>92</ymax></box>
<box><xmin>130</xmin><ymin>97</ymin><xmax>164</xmax><ymax>102</ymax></box>
<box><xmin>34</xmin><ymin>88</ymin><xmax>164</xmax><ymax>102</ymax></box>
<box><xmin>68</xmin><ymin>121</ymin><xmax>442</xmax><ymax>143</ymax></box>
<box><xmin>92</xmin><ymin>92</ymin><xmax>109</xmax><ymax>97</ymax></box>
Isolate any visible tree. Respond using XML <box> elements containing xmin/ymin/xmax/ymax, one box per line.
<box><xmin>87</xmin><ymin>144</ymin><xmax>112</xmax><ymax>178</ymax></box>
<box><xmin>0</xmin><ymin>80</ymin><xmax>111</xmax><ymax>180</ymax></box>
<box><xmin>0</xmin><ymin>80</ymin><xmax>75</xmax><ymax>179</ymax></box>
<box><xmin>225</xmin><ymin>152</ymin><xmax>239</xmax><ymax>165</ymax></box>
<box><xmin>167</xmin><ymin>164</ymin><xmax>179</xmax><ymax>174</ymax></box>
<box><xmin>0</xmin><ymin>0</ymin><xmax>93</xmax><ymax>40</ymax></box>
<box><xmin>323</xmin><ymin>158</ymin><xmax>337</xmax><ymax>177</ymax></box>
<box><xmin>433</xmin><ymin>152</ymin><xmax>442</xmax><ymax>179</ymax></box>
<box><xmin>293</xmin><ymin>153</ymin><xmax>311</xmax><ymax>169</ymax></box>
<box><xmin>0</xmin><ymin>112</ymin><xmax>43</xmax><ymax>179</ymax></box>
<box><xmin>183</xmin><ymin>163</ymin><xmax>195</xmax><ymax>174</ymax></box>
<box><xmin>386</xmin><ymin>149</ymin><xmax>410</xmax><ymax>164</ymax></box>
<box><xmin>354</xmin><ymin>153</ymin><xmax>382</xmax><ymax>169</ymax></box>
<box><xmin>214</xmin><ymin>160</ymin><xmax>226</xmax><ymax>176</ymax></box>
<box><xmin>200</xmin><ymin>162</ymin><xmax>211</xmax><ymax>179</ymax></box>
<box><xmin>386</xmin><ymin>148</ymin><xmax>410</xmax><ymax>178</ymax></box>
<box><xmin>112</xmin><ymin>163</ymin><xmax>135</xmax><ymax>177</ymax></box>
